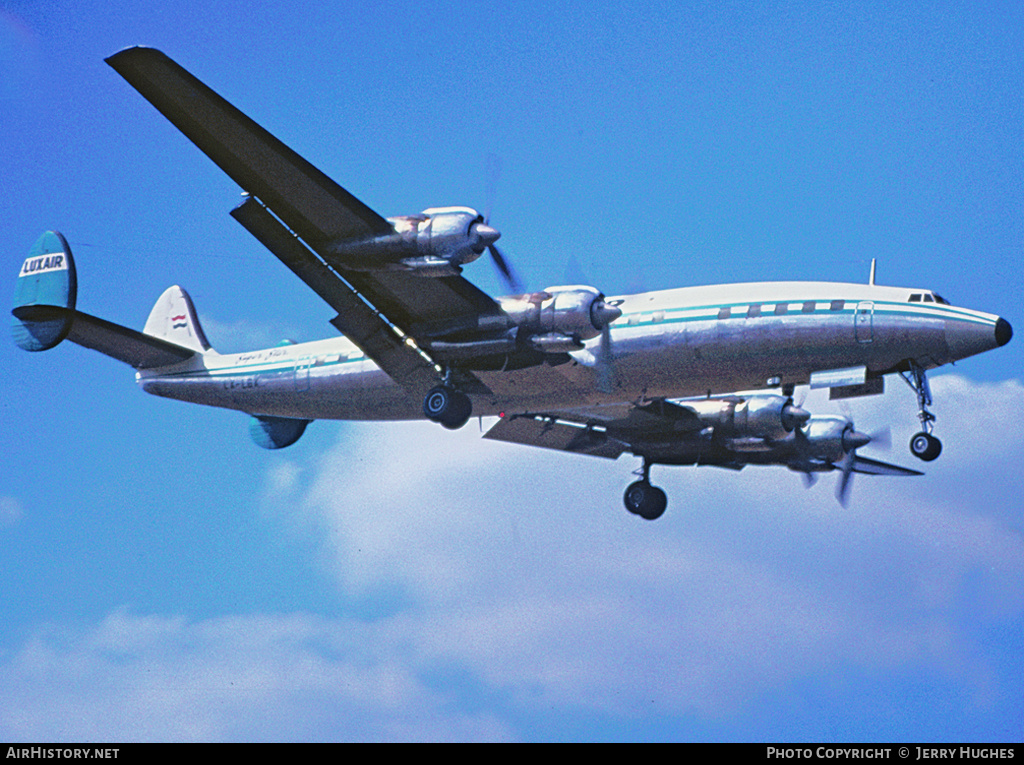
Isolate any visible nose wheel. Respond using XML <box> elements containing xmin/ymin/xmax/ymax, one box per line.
<box><xmin>909</xmin><ymin>431</ymin><xmax>942</xmax><ymax>461</ymax></box>
<box><xmin>901</xmin><ymin>363</ymin><xmax>942</xmax><ymax>462</ymax></box>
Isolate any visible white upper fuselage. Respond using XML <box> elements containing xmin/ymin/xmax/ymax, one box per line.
<box><xmin>137</xmin><ymin>280</ymin><xmax>1008</xmax><ymax>421</ymax></box>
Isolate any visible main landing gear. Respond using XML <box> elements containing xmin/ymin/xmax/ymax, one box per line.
<box><xmin>423</xmin><ymin>384</ymin><xmax>472</xmax><ymax>430</ymax></box>
<box><xmin>901</xmin><ymin>363</ymin><xmax>942</xmax><ymax>462</ymax></box>
<box><xmin>623</xmin><ymin>459</ymin><xmax>667</xmax><ymax>520</ymax></box>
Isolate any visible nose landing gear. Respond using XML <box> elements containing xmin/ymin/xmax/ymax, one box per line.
<box><xmin>909</xmin><ymin>430</ymin><xmax>942</xmax><ymax>461</ymax></box>
<box><xmin>901</xmin><ymin>363</ymin><xmax>942</xmax><ymax>462</ymax></box>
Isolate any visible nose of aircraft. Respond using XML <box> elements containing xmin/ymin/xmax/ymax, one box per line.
<box><xmin>945</xmin><ymin>313</ymin><xmax>1013</xmax><ymax>362</ymax></box>
<box><xmin>995</xmin><ymin>317</ymin><xmax>1013</xmax><ymax>347</ymax></box>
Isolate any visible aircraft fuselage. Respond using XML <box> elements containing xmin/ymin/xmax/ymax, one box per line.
<box><xmin>137</xmin><ymin>279</ymin><xmax>1010</xmax><ymax>420</ymax></box>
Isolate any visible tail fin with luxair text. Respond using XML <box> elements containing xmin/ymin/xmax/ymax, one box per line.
<box><xmin>12</xmin><ymin>232</ymin><xmax>202</xmax><ymax>368</ymax></box>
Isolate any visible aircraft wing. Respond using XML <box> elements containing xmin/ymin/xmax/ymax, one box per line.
<box><xmin>106</xmin><ymin>47</ymin><xmax>504</xmax><ymax>395</ymax></box>
<box><xmin>105</xmin><ymin>47</ymin><xmax>392</xmax><ymax>246</ymax></box>
<box><xmin>483</xmin><ymin>399</ymin><xmax>704</xmax><ymax>460</ymax></box>
<box><xmin>485</xmin><ymin>398</ymin><xmax>924</xmax><ymax>483</ymax></box>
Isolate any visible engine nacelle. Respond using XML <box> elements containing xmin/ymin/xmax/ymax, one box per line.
<box><xmin>498</xmin><ymin>285</ymin><xmax>623</xmax><ymax>351</ymax></box>
<box><xmin>415</xmin><ymin>207</ymin><xmax>493</xmax><ymax>262</ymax></box>
<box><xmin>801</xmin><ymin>415</ymin><xmax>861</xmax><ymax>463</ymax></box>
<box><xmin>686</xmin><ymin>395</ymin><xmax>810</xmax><ymax>442</ymax></box>
<box><xmin>329</xmin><ymin>207</ymin><xmax>499</xmax><ymax>276</ymax></box>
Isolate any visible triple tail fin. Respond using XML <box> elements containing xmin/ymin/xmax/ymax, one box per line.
<box><xmin>12</xmin><ymin>231</ymin><xmax>77</xmax><ymax>351</ymax></box>
<box><xmin>143</xmin><ymin>285</ymin><xmax>212</xmax><ymax>354</ymax></box>
<box><xmin>12</xmin><ymin>231</ymin><xmax>207</xmax><ymax>368</ymax></box>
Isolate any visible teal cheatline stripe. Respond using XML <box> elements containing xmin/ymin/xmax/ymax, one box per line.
<box><xmin>12</xmin><ymin>231</ymin><xmax>78</xmax><ymax>351</ymax></box>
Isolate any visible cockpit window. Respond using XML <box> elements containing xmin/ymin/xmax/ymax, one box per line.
<box><xmin>909</xmin><ymin>291</ymin><xmax>950</xmax><ymax>305</ymax></box>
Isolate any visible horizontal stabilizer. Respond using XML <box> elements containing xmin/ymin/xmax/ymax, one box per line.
<box><xmin>14</xmin><ymin>305</ymin><xmax>197</xmax><ymax>368</ymax></box>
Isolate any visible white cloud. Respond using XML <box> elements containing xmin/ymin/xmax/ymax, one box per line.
<box><xmin>290</xmin><ymin>374</ymin><xmax>1024</xmax><ymax>717</ymax></box>
<box><xmin>1</xmin><ymin>375</ymin><xmax>1020</xmax><ymax>740</ymax></box>
<box><xmin>0</xmin><ymin>497</ymin><xmax>23</xmax><ymax>526</ymax></box>
<box><xmin>0</xmin><ymin>610</ymin><xmax>512</xmax><ymax>742</ymax></box>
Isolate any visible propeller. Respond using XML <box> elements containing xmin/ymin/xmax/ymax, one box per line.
<box><xmin>488</xmin><ymin>241</ymin><xmax>524</xmax><ymax>294</ymax></box>
<box><xmin>835</xmin><ymin>426</ymin><xmax>872</xmax><ymax>507</ymax></box>
<box><xmin>469</xmin><ymin>220</ymin><xmax>501</xmax><ymax>253</ymax></box>
<box><xmin>592</xmin><ymin>297</ymin><xmax>622</xmax><ymax>393</ymax></box>
<box><xmin>481</xmin><ymin>153</ymin><xmax>525</xmax><ymax>294</ymax></box>
<box><xmin>791</xmin><ymin>425</ymin><xmax>818</xmax><ymax>488</ymax></box>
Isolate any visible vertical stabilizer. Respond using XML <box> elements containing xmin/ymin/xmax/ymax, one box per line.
<box><xmin>143</xmin><ymin>285</ymin><xmax>212</xmax><ymax>353</ymax></box>
<box><xmin>12</xmin><ymin>232</ymin><xmax>78</xmax><ymax>351</ymax></box>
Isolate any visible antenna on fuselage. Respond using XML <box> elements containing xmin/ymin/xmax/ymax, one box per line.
<box><xmin>869</xmin><ymin>258</ymin><xmax>877</xmax><ymax>286</ymax></box>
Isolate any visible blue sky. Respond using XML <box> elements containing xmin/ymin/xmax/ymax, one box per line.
<box><xmin>2</xmin><ymin>0</ymin><xmax>1022</xmax><ymax>742</ymax></box>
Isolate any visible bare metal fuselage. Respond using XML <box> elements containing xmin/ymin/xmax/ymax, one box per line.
<box><xmin>137</xmin><ymin>280</ymin><xmax>1007</xmax><ymax>421</ymax></box>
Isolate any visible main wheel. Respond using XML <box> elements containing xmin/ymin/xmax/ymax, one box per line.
<box><xmin>423</xmin><ymin>385</ymin><xmax>472</xmax><ymax>430</ymax></box>
<box><xmin>623</xmin><ymin>481</ymin><xmax>668</xmax><ymax>521</ymax></box>
<box><xmin>909</xmin><ymin>431</ymin><xmax>942</xmax><ymax>462</ymax></box>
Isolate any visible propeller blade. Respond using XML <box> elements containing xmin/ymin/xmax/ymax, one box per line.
<box><xmin>869</xmin><ymin>426</ymin><xmax>891</xmax><ymax>451</ymax></box>
<box><xmin>836</xmin><ymin>451</ymin><xmax>856</xmax><ymax>507</ymax></box>
<box><xmin>484</xmin><ymin>153</ymin><xmax>502</xmax><ymax>226</ymax></box>
<box><xmin>597</xmin><ymin>322</ymin><xmax>616</xmax><ymax>393</ymax></box>
<box><xmin>488</xmin><ymin>243</ymin><xmax>524</xmax><ymax>294</ymax></box>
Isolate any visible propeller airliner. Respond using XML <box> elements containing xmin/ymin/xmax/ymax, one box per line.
<box><xmin>13</xmin><ymin>48</ymin><xmax>1013</xmax><ymax>520</ymax></box>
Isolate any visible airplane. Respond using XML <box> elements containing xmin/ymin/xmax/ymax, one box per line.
<box><xmin>12</xmin><ymin>47</ymin><xmax>1013</xmax><ymax>520</ymax></box>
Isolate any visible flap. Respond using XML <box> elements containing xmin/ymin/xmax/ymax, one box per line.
<box><xmin>483</xmin><ymin>415</ymin><xmax>629</xmax><ymax>460</ymax></box>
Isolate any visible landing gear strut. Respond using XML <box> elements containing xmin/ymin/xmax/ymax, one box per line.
<box><xmin>900</xmin><ymin>363</ymin><xmax>942</xmax><ymax>462</ymax></box>
<box><xmin>623</xmin><ymin>459</ymin><xmax>667</xmax><ymax>520</ymax></box>
<box><xmin>423</xmin><ymin>385</ymin><xmax>472</xmax><ymax>430</ymax></box>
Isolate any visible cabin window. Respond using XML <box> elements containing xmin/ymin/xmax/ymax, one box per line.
<box><xmin>774</xmin><ymin>304</ymin><xmax>788</xmax><ymax>316</ymax></box>
<box><xmin>718</xmin><ymin>306</ymin><xmax>731</xmax><ymax>320</ymax></box>
<box><xmin>747</xmin><ymin>304</ymin><xmax>762</xmax><ymax>318</ymax></box>
<box><xmin>802</xmin><ymin>301</ymin><xmax>816</xmax><ymax>314</ymax></box>
<box><xmin>652</xmin><ymin>310</ymin><xmax>665</xmax><ymax>323</ymax></box>
<box><xmin>830</xmin><ymin>299</ymin><xmax>845</xmax><ymax>312</ymax></box>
